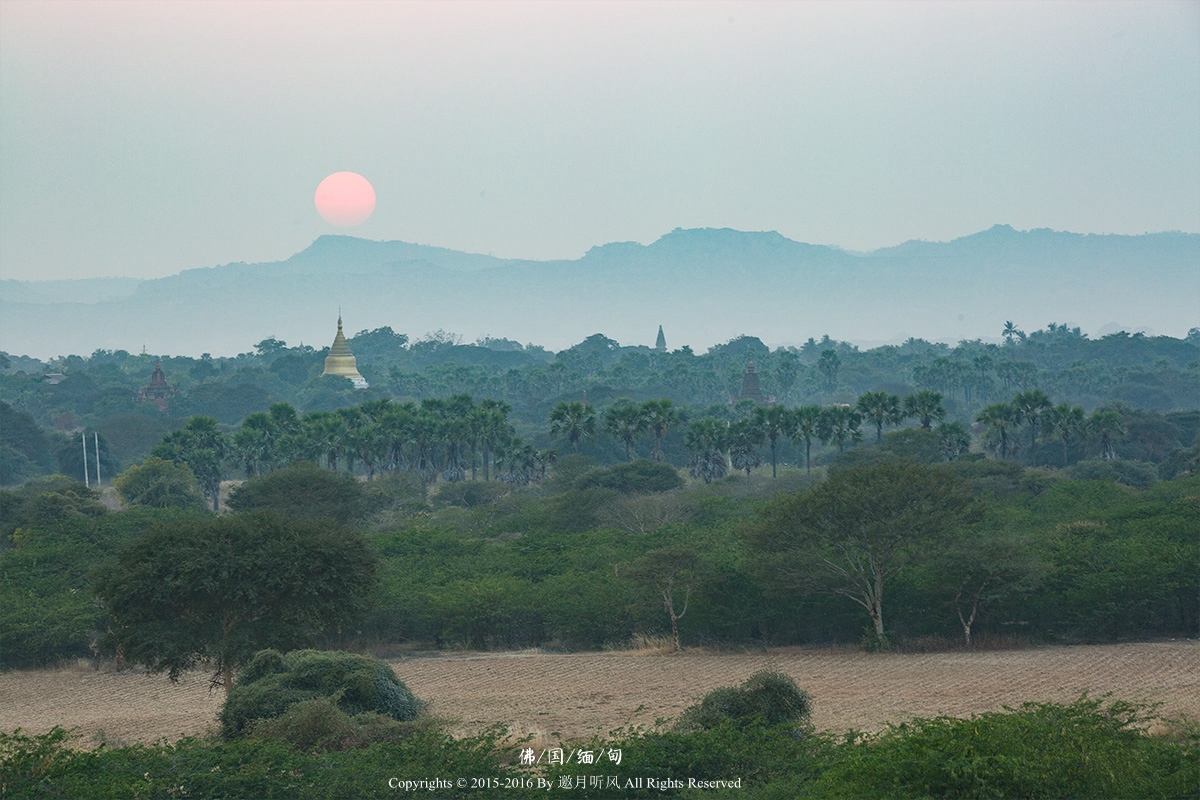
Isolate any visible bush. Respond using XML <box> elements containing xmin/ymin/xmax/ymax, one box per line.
<box><xmin>675</xmin><ymin>670</ymin><xmax>812</xmax><ymax>732</ymax></box>
<box><xmin>801</xmin><ymin>696</ymin><xmax>1199</xmax><ymax>799</ymax></box>
<box><xmin>226</xmin><ymin>462</ymin><xmax>375</xmax><ymax>523</ymax></box>
<box><xmin>246</xmin><ymin>697</ymin><xmax>433</xmax><ymax>752</ymax></box>
<box><xmin>1068</xmin><ymin>458</ymin><xmax>1159</xmax><ymax>488</ymax></box>
<box><xmin>575</xmin><ymin>460</ymin><xmax>685</xmax><ymax>494</ymax></box>
<box><xmin>220</xmin><ymin>649</ymin><xmax>424</xmax><ymax>739</ymax></box>
<box><xmin>112</xmin><ymin>457</ymin><xmax>206</xmax><ymax>510</ymax></box>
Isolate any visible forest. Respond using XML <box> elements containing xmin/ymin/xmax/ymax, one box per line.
<box><xmin>2</xmin><ymin>324</ymin><xmax>1198</xmax><ymax>798</ymax></box>
<box><xmin>2</xmin><ymin>321</ymin><xmax>1197</xmax><ymax>665</ymax></box>
<box><xmin>2</xmin><ymin>322</ymin><xmax>1198</xmax><ymax>486</ymax></box>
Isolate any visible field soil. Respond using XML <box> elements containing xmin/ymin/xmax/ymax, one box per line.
<box><xmin>1</xmin><ymin>641</ymin><xmax>1195</xmax><ymax>748</ymax></box>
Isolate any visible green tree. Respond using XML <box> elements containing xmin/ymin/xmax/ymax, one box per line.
<box><xmin>112</xmin><ymin>458</ymin><xmax>205</xmax><ymax>510</ymax></box>
<box><xmin>904</xmin><ymin>391</ymin><xmax>946</xmax><ymax>429</ymax></box>
<box><xmin>774</xmin><ymin>351</ymin><xmax>800</xmax><ymax>404</ymax></box>
<box><xmin>151</xmin><ymin>416</ymin><xmax>229</xmax><ymax>511</ymax></box>
<box><xmin>1044</xmin><ymin>403</ymin><xmax>1087</xmax><ymax>467</ymax></box>
<box><xmin>549</xmin><ymin>401</ymin><xmax>597</xmax><ymax>454</ymax></box>
<box><xmin>1012</xmin><ymin>389</ymin><xmax>1052</xmax><ymax>461</ymax></box>
<box><xmin>1088</xmin><ymin>408</ymin><xmax>1126</xmax><ymax>460</ymax></box>
<box><xmin>753</xmin><ymin>405</ymin><xmax>792</xmax><ymax>478</ymax></box>
<box><xmin>603</xmin><ymin>401</ymin><xmax>648</xmax><ymax>462</ymax></box>
<box><xmin>930</xmin><ymin>530</ymin><xmax>1042</xmax><ymax>646</ymax></box>
<box><xmin>818</xmin><ymin>405</ymin><xmax>863</xmax><ymax>453</ymax></box>
<box><xmin>789</xmin><ymin>405</ymin><xmax>823</xmax><ymax>473</ymax></box>
<box><xmin>641</xmin><ymin>399</ymin><xmax>681</xmax><ymax>462</ymax></box>
<box><xmin>937</xmin><ymin>421</ymin><xmax>972</xmax><ymax>461</ymax></box>
<box><xmin>728</xmin><ymin>417</ymin><xmax>765</xmax><ymax>477</ymax></box>
<box><xmin>622</xmin><ymin>547</ymin><xmax>700</xmax><ymax>652</ymax></box>
<box><xmin>751</xmin><ymin>460</ymin><xmax>977</xmax><ymax>642</ymax></box>
<box><xmin>817</xmin><ymin>349</ymin><xmax>841</xmax><ymax>392</ymax></box>
<box><xmin>976</xmin><ymin>402</ymin><xmax>1017</xmax><ymax>459</ymax></box>
<box><xmin>684</xmin><ymin>418</ymin><xmax>728</xmax><ymax>483</ymax></box>
<box><xmin>226</xmin><ymin>461</ymin><xmax>372</xmax><ymax>525</ymax></box>
<box><xmin>856</xmin><ymin>391</ymin><xmax>904</xmax><ymax>444</ymax></box>
<box><xmin>1002</xmin><ymin>320</ymin><xmax>1025</xmax><ymax>345</ymax></box>
<box><xmin>95</xmin><ymin>511</ymin><xmax>377</xmax><ymax>693</ymax></box>
<box><xmin>471</xmin><ymin>399</ymin><xmax>512</xmax><ymax>480</ymax></box>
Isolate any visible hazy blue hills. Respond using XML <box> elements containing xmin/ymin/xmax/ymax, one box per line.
<box><xmin>2</xmin><ymin>226</ymin><xmax>1196</xmax><ymax>359</ymax></box>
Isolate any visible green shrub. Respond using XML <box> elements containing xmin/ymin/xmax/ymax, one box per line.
<box><xmin>1068</xmin><ymin>458</ymin><xmax>1159</xmax><ymax>488</ymax></box>
<box><xmin>801</xmin><ymin>696</ymin><xmax>1199</xmax><ymax>799</ymax></box>
<box><xmin>675</xmin><ymin>670</ymin><xmax>812</xmax><ymax>732</ymax></box>
<box><xmin>220</xmin><ymin>649</ymin><xmax>424</xmax><ymax>739</ymax></box>
<box><xmin>575</xmin><ymin>460</ymin><xmax>685</xmax><ymax>494</ymax></box>
<box><xmin>246</xmin><ymin>697</ymin><xmax>431</xmax><ymax>753</ymax></box>
<box><xmin>226</xmin><ymin>462</ymin><xmax>374</xmax><ymax>523</ymax></box>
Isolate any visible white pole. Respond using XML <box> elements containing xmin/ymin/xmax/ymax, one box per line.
<box><xmin>94</xmin><ymin>433</ymin><xmax>102</xmax><ymax>487</ymax></box>
<box><xmin>82</xmin><ymin>433</ymin><xmax>90</xmax><ymax>488</ymax></box>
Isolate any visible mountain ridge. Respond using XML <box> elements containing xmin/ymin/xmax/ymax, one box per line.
<box><xmin>2</xmin><ymin>226</ymin><xmax>1196</xmax><ymax>359</ymax></box>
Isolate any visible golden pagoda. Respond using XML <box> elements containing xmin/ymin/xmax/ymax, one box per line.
<box><xmin>321</xmin><ymin>315</ymin><xmax>369</xmax><ymax>389</ymax></box>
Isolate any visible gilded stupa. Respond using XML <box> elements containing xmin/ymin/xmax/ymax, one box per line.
<box><xmin>322</xmin><ymin>315</ymin><xmax>369</xmax><ymax>389</ymax></box>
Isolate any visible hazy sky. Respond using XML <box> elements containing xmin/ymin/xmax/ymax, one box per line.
<box><xmin>2</xmin><ymin>0</ymin><xmax>1197</xmax><ymax>281</ymax></box>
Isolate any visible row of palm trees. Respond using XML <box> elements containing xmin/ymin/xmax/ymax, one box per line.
<box><xmin>547</xmin><ymin>391</ymin><xmax>956</xmax><ymax>483</ymax></box>
<box><xmin>153</xmin><ymin>388</ymin><xmax>1123</xmax><ymax>506</ymax></box>
<box><xmin>975</xmin><ymin>389</ymin><xmax>1124</xmax><ymax>465</ymax></box>
<box><xmin>152</xmin><ymin>396</ymin><xmax>561</xmax><ymax>502</ymax></box>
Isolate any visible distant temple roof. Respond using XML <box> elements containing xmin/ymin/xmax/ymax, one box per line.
<box><xmin>655</xmin><ymin>325</ymin><xmax>667</xmax><ymax>352</ymax></box>
<box><xmin>137</xmin><ymin>360</ymin><xmax>175</xmax><ymax>410</ymax></box>
<box><xmin>738</xmin><ymin>355</ymin><xmax>765</xmax><ymax>404</ymax></box>
<box><xmin>322</xmin><ymin>315</ymin><xmax>369</xmax><ymax>389</ymax></box>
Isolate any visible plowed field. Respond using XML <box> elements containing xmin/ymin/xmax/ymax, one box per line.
<box><xmin>1</xmin><ymin>641</ymin><xmax>1195</xmax><ymax>747</ymax></box>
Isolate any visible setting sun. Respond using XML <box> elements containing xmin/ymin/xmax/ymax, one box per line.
<box><xmin>314</xmin><ymin>171</ymin><xmax>376</xmax><ymax>227</ymax></box>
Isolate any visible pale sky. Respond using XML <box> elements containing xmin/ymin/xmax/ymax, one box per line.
<box><xmin>1</xmin><ymin>0</ymin><xmax>1197</xmax><ymax>281</ymax></box>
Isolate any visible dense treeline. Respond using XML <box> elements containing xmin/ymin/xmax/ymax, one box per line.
<box><xmin>3</xmin><ymin>455</ymin><xmax>1196</xmax><ymax>669</ymax></box>
<box><xmin>2</xmin><ymin>323</ymin><xmax>1198</xmax><ymax>485</ymax></box>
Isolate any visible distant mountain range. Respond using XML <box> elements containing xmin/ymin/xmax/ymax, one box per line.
<box><xmin>2</xmin><ymin>225</ymin><xmax>1196</xmax><ymax>359</ymax></box>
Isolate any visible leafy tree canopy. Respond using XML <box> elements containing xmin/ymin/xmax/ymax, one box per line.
<box><xmin>226</xmin><ymin>461</ymin><xmax>374</xmax><ymax>524</ymax></box>
<box><xmin>95</xmin><ymin>511</ymin><xmax>378</xmax><ymax>692</ymax></box>
<box><xmin>113</xmin><ymin>457</ymin><xmax>206</xmax><ymax>510</ymax></box>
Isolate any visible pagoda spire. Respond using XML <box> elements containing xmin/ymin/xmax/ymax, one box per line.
<box><xmin>322</xmin><ymin>313</ymin><xmax>369</xmax><ymax>389</ymax></box>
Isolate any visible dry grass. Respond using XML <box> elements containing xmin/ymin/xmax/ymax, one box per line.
<box><xmin>1</xmin><ymin>641</ymin><xmax>1195</xmax><ymax>748</ymax></box>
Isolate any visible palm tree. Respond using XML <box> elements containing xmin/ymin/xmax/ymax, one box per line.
<box><xmin>603</xmin><ymin>401</ymin><xmax>648</xmax><ymax>462</ymax></box>
<box><xmin>1002</xmin><ymin>321</ymin><xmax>1024</xmax><ymax>346</ymax></box>
<box><xmin>151</xmin><ymin>415</ymin><xmax>229</xmax><ymax>511</ymax></box>
<box><xmin>641</xmin><ymin>399</ymin><xmax>681</xmax><ymax>462</ymax></box>
<box><xmin>937</xmin><ymin>421</ymin><xmax>972</xmax><ymax>461</ymax></box>
<box><xmin>728</xmin><ymin>417</ymin><xmax>765</xmax><ymax>477</ymax></box>
<box><xmin>1087</xmin><ymin>409</ymin><xmax>1125</xmax><ymax>460</ymax></box>
<box><xmin>904</xmin><ymin>391</ymin><xmax>946</xmax><ymax>429</ymax></box>
<box><xmin>790</xmin><ymin>405</ymin><xmax>823</xmax><ymax>473</ymax></box>
<box><xmin>976</xmin><ymin>402</ymin><xmax>1017</xmax><ymax>459</ymax></box>
<box><xmin>818</xmin><ymin>405</ymin><xmax>863</xmax><ymax>453</ymax></box>
<box><xmin>302</xmin><ymin>411</ymin><xmax>349</xmax><ymax>471</ymax></box>
<box><xmin>471</xmin><ymin>400</ymin><xmax>512</xmax><ymax>480</ymax></box>
<box><xmin>856</xmin><ymin>391</ymin><xmax>903</xmax><ymax>443</ymax></box>
<box><xmin>549</xmin><ymin>401</ymin><xmax>597</xmax><ymax>454</ymax></box>
<box><xmin>817</xmin><ymin>349</ymin><xmax>840</xmax><ymax>392</ymax></box>
<box><xmin>752</xmin><ymin>404</ymin><xmax>792</xmax><ymax>478</ymax></box>
<box><xmin>232</xmin><ymin>412</ymin><xmax>277</xmax><ymax>478</ymax></box>
<box><xmin>1044</xmin><ymin>403</ymin><xmax>1086</xmax><ymax>467</ymax></box>
<box><xmin>1012</xmin><ymin>389</ymin><xmax>1052</xmax><ymax>461</ymax></box>
<box><xmin>684</xmin><ymin>418</ymin><xmax>728</xmax><ymax>483</ymax></box>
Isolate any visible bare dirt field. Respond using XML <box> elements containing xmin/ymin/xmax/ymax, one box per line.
<box><xmin>1</xmin><ymin>641</ymin><xmax>1196</xmax><ymax>748</ymax></box>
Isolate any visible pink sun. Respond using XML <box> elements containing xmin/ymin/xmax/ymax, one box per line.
<box><xmin>314</xmin><ymin>172</ymin><xmax>376</xmax><ymax>227</ymax></box>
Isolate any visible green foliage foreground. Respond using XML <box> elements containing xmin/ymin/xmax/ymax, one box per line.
<box><xmin>220</xmin><ymin>649</ymin><xmax>424</xmax><ymax>739</ymax></box>
<box><xmin>3</xmin><ymin>697</ymin><xmax>1195</xmax><ymax>799</ymax></box>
